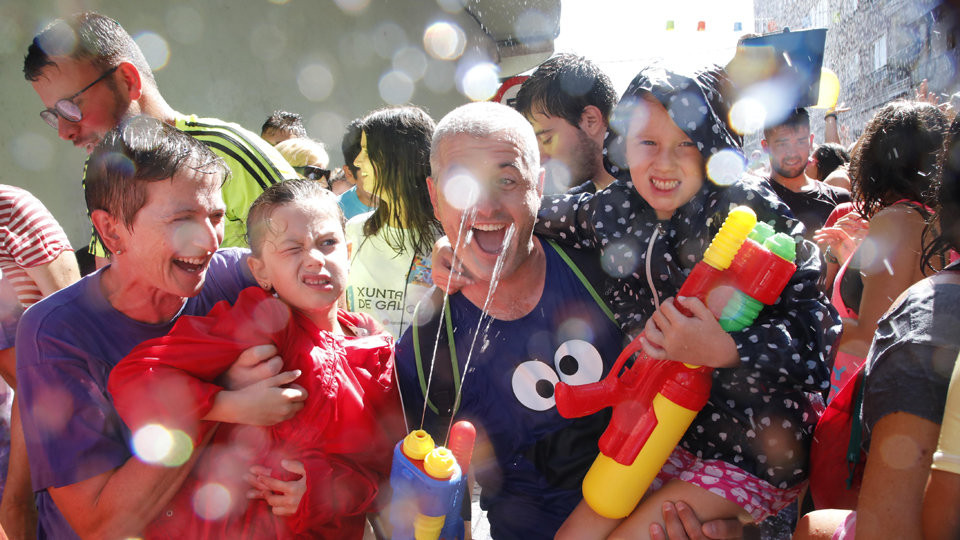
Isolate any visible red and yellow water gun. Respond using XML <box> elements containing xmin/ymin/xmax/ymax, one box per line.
<box><xmin>554</xmin><ymin>206</ymin><xmax>797</xmax><ymax>519</ymax></box>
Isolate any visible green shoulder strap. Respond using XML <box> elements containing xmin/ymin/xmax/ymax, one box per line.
<box><xmin>545</xmin><ymin>240</ymin><xmax>617</xmax><ymax>325</ymax></box>
<box><xmin>412</xmin><ymin>295</ymin><xmax>461</xmax><ymax>416</ymax></box>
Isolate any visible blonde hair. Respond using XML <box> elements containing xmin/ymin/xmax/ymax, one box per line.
<box><xmin>274</xmin><ymin>137</ymin><xmax>329</xmax><ymax>168</ymax></box>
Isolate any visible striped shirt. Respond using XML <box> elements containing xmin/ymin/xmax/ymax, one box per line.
<box><xmin>0</xmin><ymin>185</ymin><xmax>72</xmax><ymax>306</ymax></box>
<box><xmin>86</xmin><ymin>114</ymin><xmax>297</xmax><ymax>255</ymax></box>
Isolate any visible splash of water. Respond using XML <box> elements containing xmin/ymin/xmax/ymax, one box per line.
<box><xmin>418</xmin><ymin>203</ymin><xmax>478</xmax><ymax>431</ymax></box>
<box><xmin>443</xmin><ymin>223</ymin><xmax>516</xmax><ymax>445</ymax></box>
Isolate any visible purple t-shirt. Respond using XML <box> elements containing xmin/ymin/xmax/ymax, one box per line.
<box><xmin>16</xmin><ymin>248</ymin><xmax>254</xmax><ymax>539</ymax></box>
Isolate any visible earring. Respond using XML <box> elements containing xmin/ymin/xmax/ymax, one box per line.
<box><xmin>115</xmin><ymin>249</ymin><xmax>123</xmax><ymax>255</ymax></box>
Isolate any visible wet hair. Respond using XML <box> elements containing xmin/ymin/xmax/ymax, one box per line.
<box><xmin>514</xmin><ymin>53</ymin><xmax>617</xmax><ymax>127</ymax></box>
<box><xmin>24</xmin><ymin>12</ymin><xmax>155</xmax><ymax>88</ymax></box>
<box><xmin>811</xmin><ymin>142</ymin><xmax>850</xmax><ymax>180</ymax></box>
<box><xmin>762</xmin><ymin>108</ymin><xmax>810</xmax><ymax>138</ymax></box>
<box><xmin>360</xmin><ymin>106</ymin><xmax>439</xmax><ymax>257</ymax></box>
<box><xmin>849</xmin><ymin>100</ymin><xmax>947</xmax><ymax>220</ymax></box>
<box><xmin>260</xmin><ymin>110</ymin><xmax>307</xmax><ymax>140</ymax></box>
<box><xmin>246</xmin><ymin>179</ymin><xmax>344</xmax><ymax>257</ymax></box>
<box><xmin>431</xmin><ymin>101</ymin><xmax>540</xmax><ymax>175</ymax></box>
<box><xmin>341</xmin><ymin>118</ymin><xmax>363</xmax><ymax>178</ymax></box>
<box><xmin>85</xmin><ymin>116</ymin><xmax>227</xmax><ymax>254</ymax></box>
<box><xmin>922</xmin><ymin>113</ymin><xmax>960</xmax><ymax>270</ymax></box>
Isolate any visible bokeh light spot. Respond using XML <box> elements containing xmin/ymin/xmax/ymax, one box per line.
<box><xmin>442</xmin><ymin>173</ymin><xmax>480</xmax><ymax>211</ymax></box>
<box><xmin>134</xmin><ymin>32</ymin><xmax>170</xmax><ymax>72</ymax></box>
<box><xmin>878</xmin><ymin>434</ymin><xmax>922</xmax><ymax>470</ymax></box>
<box><xmin>393</xmin><ymin>46</ymin><xmax>428</xmax><ymax>81</ymax></box>
<box><xmin>543</xmin><ymin>161</ymin><xmax>573</xmax><ymax>194</ymax></box>
<box><xmin>132</xmin><ymin>424</ymin><xmax>173</xmax><ymax>465</ymax></box>
<box><xmin>423</xmin><ymin>22</ymin><xmax>466</xmax><ymax>60</ymax></box>
<box><xmin>460</xmin><ymin>63</ymin><xmax>499</xmax><ymax>102</ymax></box>
<box><xmin>193</xmin><ymin>483</ymin><xmax>232</xmax><ymax>521</ymax></box>
<box><xmin>372</xmin><ymin>22</ymin><xmax>408</xmax><ymax>60</ymax></box>
<box><xmin>161</xmin><ymin>430</ymin><xmax>194</xmax><ymax>467</ymax></box>
<box><xmin>706</xmin><ymin>149</ymin><xmax>746</xmax><ymax>186</ymax></box>
<box><xmin>557</xmin><ymin>317</ymin><xmax>594</xmax><ymax>344</ymax></box>
<box><xmin>729</xmin><ymin>98</ymin><xmax>767</xmax><ymax>136</ymax></box>
<box><xmin>513</xmin><ymin>9</ymin><xmax>553</xmax><ymax>46</ymax></box>
<box><xmin>338</xmin><ymin>32</ymin><xmax>375</xmax><ymax>68</ymax></box>
<box><xmin>11</xmin><ymin>133</ymin><xmax>54</xmax><ymax>172</ymax></box>
<box><xmin>333</xmin><ymin>0</ymin><xmax>371</xmax><ymax>13</ymax></box>
<box><xmin>424</xmin><ymin>58</ymin><xmax>456</xmax><ymax>94</ymax></box>
<box><xmin>297</xmin><ymin>63</ymin><xmax>335</xmax><ymax>102</ymax></box>
<box><xmin>379</xmin><ymin>70</ymin><xmax>415</xmax><ymax>105</ymax></box>
<box><xmin>600</xmin><ymin>239</ymin><xmax>641</xmax><ymax>278</ymax></box>
<box><xmin>307</xmin><ymin>111</ymin><xmax>348</xmax><ymax>154</ymax></box>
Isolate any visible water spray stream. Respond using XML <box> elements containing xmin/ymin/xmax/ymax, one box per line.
<box><xmin>443</xmin><ymin>223</ymin><xmax>516</xmax><ymax>445</ymax></box>
<box><xmin>418</xmin><ymin>204</ymin><xmax>478</xmax><ymax>430</ymax></box>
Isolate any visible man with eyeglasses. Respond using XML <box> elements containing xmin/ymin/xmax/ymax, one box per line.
<box><xmin>24</xmin><ymin>12</ymin><xmax>297</xmax><ymax>254</ymax></box>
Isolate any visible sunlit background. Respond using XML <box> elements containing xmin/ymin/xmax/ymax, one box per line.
<box><xmin>0</xmin><ymin>0</ymin><xmax>956</xmax><ymax>246</ymax></box>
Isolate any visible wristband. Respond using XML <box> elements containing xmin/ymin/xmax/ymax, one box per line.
<box><xmin>824</xmin><ymin>112</ymin><xmax>838</xmax><ymax>121</ymax></box>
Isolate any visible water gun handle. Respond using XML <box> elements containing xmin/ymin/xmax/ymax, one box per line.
<box><xmin>447</xmin><ymin>421</ymin><xmax>476</xmax><ymax>474</ymax></box>
<box><xmin>575</xmin><ymin>207</ymin><xmax>764</xmax><ymax>519</ymax></box>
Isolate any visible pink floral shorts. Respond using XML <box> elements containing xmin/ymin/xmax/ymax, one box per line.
<box><xmin>650</xmin><ymin>446</ymin><xmax>806</xmax><ymax>522</ymax></box>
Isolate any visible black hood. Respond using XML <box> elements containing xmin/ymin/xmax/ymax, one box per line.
<box><xmin>603</xmin><ymin>64</ymin><xmax>744</xmax><ymax>182</ymax></box>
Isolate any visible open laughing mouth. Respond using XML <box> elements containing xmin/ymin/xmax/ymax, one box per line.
<box><xmin>172</xmin><ymin>255</ymin><xmax>210</xmax><ymax>274</ymax></box>
<box><xmin>650</xmin><ymin>178</ymin><xmax>680</xmax><ymax>192</ymax></box>
<box><xmin>472</xmin><ymin>223</ymin><xmax>508</xmax><ymax>254</ymax></box>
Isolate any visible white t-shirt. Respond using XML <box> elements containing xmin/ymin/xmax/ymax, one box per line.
<box><xmin>344</xmin><ymin>212</ymin><xmax>434</xmax><ymax>338</ymax></box>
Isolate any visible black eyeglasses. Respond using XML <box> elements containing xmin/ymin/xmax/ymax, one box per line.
<box><xmin>39</xmin><ymin>65</ymin><xmax>119</xmax><ymax>129</ymax></box>
<box><xmin>294</xmin><ymin>165</ymin><xmax>332</xmax><ymax>182</ymax></box>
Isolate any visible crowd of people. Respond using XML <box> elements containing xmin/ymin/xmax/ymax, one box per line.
<box><xmin>2</xmin><ymin>9</ymin><xmax>959</xmax><ymax>540</ymax></box>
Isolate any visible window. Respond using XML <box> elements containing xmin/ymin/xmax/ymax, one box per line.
<box><xmin>874</xmin><ymin>34</ymin><xmax>887</xmax><ymax>70</ymax></box>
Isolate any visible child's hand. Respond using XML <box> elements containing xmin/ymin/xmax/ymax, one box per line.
<box><xmin>219</xmin><ymin>344</ymin><xmax>284</xmax><ymax>390</ymax></box>
<box><xmin>245</xmin><ymin>460</ymin><xmax>307</xmax><ymax>516</ymax></box>
<box><xmin>209</xmin><ymin>370</ymin><xmax>307</xmax><ymax>425</ymax></box>
<box><xmin>639</xmin><ymin>297</ymin><xmax>739</xmax><ymax>369</ymax></box>
<box><xmin>431</xmin><ymin>236</ymin><xmax>474</xmax><ymax>293</ymax></box>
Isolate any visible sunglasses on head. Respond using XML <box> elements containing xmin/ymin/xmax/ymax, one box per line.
<box><xmin>39</xmin><ymin>65</ymin><xmax>120</xmax><ymax>129</ymax></box>
<box><xmin>294</xmin><ymin>165</ymin><xmax>332</xmax><ymax>182</ymax></box>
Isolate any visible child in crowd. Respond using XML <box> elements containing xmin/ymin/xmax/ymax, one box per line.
<box><xmin>108</xmin><ymin>180</ymin><xmax>402</xmax><ymax>539</ymax></box>
<box><xmin>533</xmin><ymin>66</ymin><xmax>841</xmax><ymax>536</ymax></box>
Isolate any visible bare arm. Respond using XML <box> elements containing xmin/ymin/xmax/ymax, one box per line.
<box><xmin>47</xmin><ymin>426</ymin><xmax>216</xmax><ymax>540</ymax></box>
<box><xmin>923</xmin><ymin>469</ymin><xmax>960</xmax><ymax>540</ymax></box>
<box><xmin>0</xmin><ymin>398</ymin><xmax>36</xmax><ymax>539</ymax></box>
<box><xmin>24</xmin><ymin>251</ymin><xmax>80</xmax><ymax>298</ymax></box>
<box><xmin>856</xmin><ymin>412</ymin><xmax>940</xmax><ymax>540</ymax></box>
<box><xmin>838</xmin><ymin>206</ymin><xmax>926</xmax><ymax>358</ymax></box>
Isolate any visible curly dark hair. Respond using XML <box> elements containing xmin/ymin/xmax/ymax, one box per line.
<box><xmin>849</xmin><ymin>100</ymin><xmax>947</xmax><ymax>220</ymax></box>
<box><xmin>923</xmin><ymin>113</ymin><xmax>960</xmax><ymax>270</ymax></box>
<box><xmin>360</xmin><ymin>106</ymin><xmax>439</xmax><ymax>257</ymax></box>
